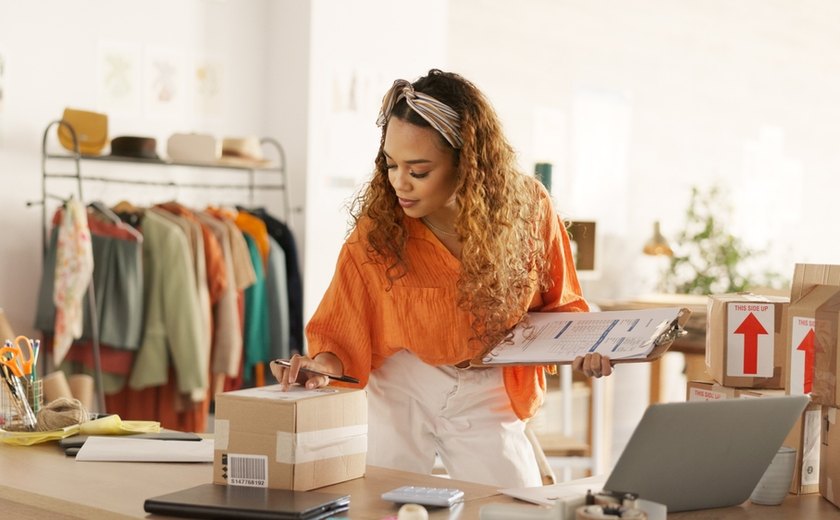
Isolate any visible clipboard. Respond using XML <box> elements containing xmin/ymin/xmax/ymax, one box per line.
<box><xmin>470</xmin><ymin>307</ymin><xmax>691</xmax><ymax>367</ymax></box>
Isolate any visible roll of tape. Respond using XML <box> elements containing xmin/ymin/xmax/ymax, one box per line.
<box><xmin>575</xmin><ymin>505</ymin><xmax>647</xmax><ymax>520</ymax></box>
<box><xmin>595</xmin><ymin>492</ymin><xmax>639</xmax><ymax>510</ymax></box>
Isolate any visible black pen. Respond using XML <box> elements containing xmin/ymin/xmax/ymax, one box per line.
<box><xmin>270</xmin><ymin>359</ymin><xmax>360</xmax><ymax>384</ymax></box>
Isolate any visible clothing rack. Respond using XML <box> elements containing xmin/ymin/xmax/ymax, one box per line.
<box><xmin>28</xmin><ymin>119</ymin><xmax>293</xmax><ymax>415</ymax></box>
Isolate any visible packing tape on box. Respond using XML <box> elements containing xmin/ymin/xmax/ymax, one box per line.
<box><xmin>276</xmin><ymin>424</ymin><xmax>368</xmax><ymax>464</ymax></box>
<box><xmin>215</xmin><ymin>419</ymin><xmax>230</xmax><ymax>449</ymax></box>
<box><xmin>830</xmin><ymin>408</ymin><xmax>837</xmax><ymax>425</ymax></box>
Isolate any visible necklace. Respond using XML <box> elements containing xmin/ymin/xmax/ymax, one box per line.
<box><xmin>422</xmin><ymin>217</ymin><xmax>459</xmax><ymax>237</ymax></box>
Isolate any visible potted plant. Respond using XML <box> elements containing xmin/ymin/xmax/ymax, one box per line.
<box><xmin>658</xmin><ymin>185</ymin><xmax>785</xmax><ymax>295</ymax></box>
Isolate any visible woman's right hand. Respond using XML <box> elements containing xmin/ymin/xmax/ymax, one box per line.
<box><xmin>270</xmin><ymin>352</ymin><xmax>344</xmax><ymax>391</ymax></box>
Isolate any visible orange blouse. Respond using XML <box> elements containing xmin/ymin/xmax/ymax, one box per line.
<box><xmin>307</xmin><ymin>180</ymin><xmax>589</xmax><ymax>419</ymax></box>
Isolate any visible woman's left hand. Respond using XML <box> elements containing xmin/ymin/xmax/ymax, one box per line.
<box><xmin>572</xmin><ymin>353</ymin><xmax>613</xmax><ymax>378</ymax></box>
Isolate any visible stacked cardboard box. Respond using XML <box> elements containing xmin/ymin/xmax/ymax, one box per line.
<box><xmin>705</xmin><ymin>293</ymin><xmax>789</xmax><ymax>389</ymax></box>
<box><xmin>794</xmin><ymin>265</ymin><xmax>840</xmax><ymax>506</ymax></box>
<box><xmin>786</xmin><ymin>285</ymin><xmax>840</xmax><ymax>397</ymax></box>
<box><xmin>213</xmin><ymin>385</ymin><xmax>367</xmax><ymax>491</ymax></box>
<box><xmin>693</xmin><ymin>264</ymin><xmax>840</xmax><ymax>501</ymax></box>
<box><xmin>820</xmin><ymin>407</ymin><xmax>840</xmax><ymax>507</ymax></box>
<box><xmin>704</xmin><ymin>276</ymin><xmax>820</xmax><ymax>494</ymax></box>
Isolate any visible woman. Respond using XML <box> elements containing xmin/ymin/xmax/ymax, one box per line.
<box><xmin>271</xmin><ymin>69</ymin><xmax>611</xmax><ymax>488</ymax></box>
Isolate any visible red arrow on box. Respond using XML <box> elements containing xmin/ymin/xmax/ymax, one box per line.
<box><xmin>796</xmin><ymin>328</ymin><xmax>816</xmax><ymax>393</ymax></box>
<box><xmin>734</xmin><ymin>312</ymin><xmax>768</xmax><ymax>374</ymax></box>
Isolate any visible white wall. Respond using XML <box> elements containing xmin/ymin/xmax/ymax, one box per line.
<box><xmin>447</xmin><ymin>0</ymin><xmax>840</xmax><ymax>301</ymax></box>
<box><xmin>446</xmin><ymin>0</ymin><xmax>840</xmax><ymax>471</ymax></box>
<box><xmin>302</xmin><ymin>0</ymin><xmax>448</xmax><ymax>322</ymax></box>
<box><xmin>0</xmin><ymin>0</ymin><xmax>449</xmax><ymax>342</ymax></box>
<box><xmin>0</xmin><ymin>0</ymin><xmax>290</xmax><ymax>337</ymax></box>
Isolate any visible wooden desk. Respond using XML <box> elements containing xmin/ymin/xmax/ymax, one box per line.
<box><xmin>2</xmin><ymin>441</ymin><xmax>838</xmax><ymax>519</ymax></box>
<box><xmin>670</xmin><ymin>494</ymin><xmax>839</xmax><ymax>518</ymax></box>
<box><xmin>0</xmin><ymin>441</ymin><xmax>516</xmax><ymax>519</ymax></box>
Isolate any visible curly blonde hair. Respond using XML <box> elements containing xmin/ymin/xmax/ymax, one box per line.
<box><xmin>350</xmin><ymin>69</ymin><xmax>552</xmax><ymax>346</ymax></box>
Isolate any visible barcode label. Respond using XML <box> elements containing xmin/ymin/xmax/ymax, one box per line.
<box><xmin>227</xmin><ymin>454</ymin><xmax>268</xmax><ymax>487</ymax></box>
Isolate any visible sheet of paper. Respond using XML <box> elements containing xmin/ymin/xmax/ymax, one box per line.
<box><xmin>482</xmin><ymin>307</ymin><xmax>683</xmax><ymax>364</ymax></box>
<box><xmin>75</xmin><ymin>436</ymin><xmax>214</xmax><ymax>462</ymax></box>
<box><xmin>500</xmin><ymin>474</ymin><xmax>607</xmax><ymax>506</ymax></box>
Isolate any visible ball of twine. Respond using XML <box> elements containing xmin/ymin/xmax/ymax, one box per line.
<box><xmin>397</xmin><ymin>504</ymin><xmax>429</xmax><ymax>520</ymax></box>
<box><xmin>36</xmin><ymin>397</ymin><xmax>89</xmax><ymax>431</ymax></box>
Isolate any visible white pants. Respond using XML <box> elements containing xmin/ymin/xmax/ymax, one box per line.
<box><xmin>366</xmin><ymin>350</ymin><xmax>541</xmax><ymax>488</ymax></box>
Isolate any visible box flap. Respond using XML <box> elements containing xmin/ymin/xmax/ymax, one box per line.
<box><xmin>791</xmin><ymin>264</ymin><xmax>840</xmax><ymax>304</ymax></box>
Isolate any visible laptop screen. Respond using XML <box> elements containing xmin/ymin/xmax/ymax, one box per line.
<box><xmin>603</xmin><ymin>395</ymin><xmax>808</xmax><ymax>512</ymax></box>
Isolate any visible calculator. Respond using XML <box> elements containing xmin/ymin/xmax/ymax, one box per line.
<box><xmin>381</xmin><ymin>485</ymin><xmax>465</xmax><ymax>507</ymax></box>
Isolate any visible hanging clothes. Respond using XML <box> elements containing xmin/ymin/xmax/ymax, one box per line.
<box><xmin>52</xmin><ymin>197</ymin><xmax>95</xmax><ymax>364</ymax></box>
<box><xmin>147</xmin><ymin>207</ymin><xmax>212</xmax><ymax>402</ymax></box>
<box><xmin>195</xmin><ymin>211</ymin><xmax>243</xmax><ymax>396</ymax></box>
<box><xmin>36</xmin><ymin>205</ymin><xmax>144</xmax><ymax>368</ymax></box>
<box><xmin>234</xmin><ymin>211</ymin><xmax>270</xmax><ymax>267</ymax></box>
<box><xmin>205</xmin><ymin>207</ymin><xmax>257</xmax><ymax>290</ymax></box>
<box><xmin>157</xmin><ymin>202</ymin><xmax>228</xmax><ymax>305</ymax></box>
<box><xmin>241</xmin><ymin>232</ymin><xmax>269</xmax><ymax>385</ymax></box>
<box><xmin>127</xmin><ymin>210</ymin><xmax>207</xmax><ymax>397</ymax></box>
<box><xmin>246</xmin><ymin>207</ymin><xmax>304</xmax><ymax>355</ymax></box>
<box><xmin>265</xmin><ymin>237</ymin><xmax>290</xmax><ymax>361</ymax></box>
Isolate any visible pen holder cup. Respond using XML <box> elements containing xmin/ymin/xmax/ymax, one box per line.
<box><xmin>749</xmin><ymin>446</ymin><xmax>796</xmax><ymax>506</ymax></box>
<box><xmin>0</xmin><ymin>378</ymin><xmax>43</xmax><ymax>431</ymax></box>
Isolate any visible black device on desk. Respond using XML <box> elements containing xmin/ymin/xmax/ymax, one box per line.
<box><xmin>144</xmin><ymin>483</ymin><xmax>350</xmax><ymax>520</ymax></box>
<box><xmin>59</xmin><ymin>430</ymin><xmax>202</xmax><ymax>456</ymax></box>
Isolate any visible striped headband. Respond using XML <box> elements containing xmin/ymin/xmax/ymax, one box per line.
<box><xmin>376</xmin><ymin>79</ymin><xmax>463</xmax><ymax>149</ymax></box>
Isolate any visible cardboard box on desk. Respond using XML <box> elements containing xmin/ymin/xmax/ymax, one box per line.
<box><xmin>790</xmin><ymin>264</ymin><xmax>840</xmax><ymax>303</ymax></box>
<box><xmin>687</xmin><ymin>381</ymin><xmax>821</xmax><ymax>494</ymax></box>
<box><xmin>814</xmin><ymin>292</ymin><xmax>840</xmax><ymax>407</ymax></box>
<box><xmin>786</xmin><ymin>285</ymin><xmax>840</xmax><ymax>397</ymax></box>
<box><xmin>705</xmin><ymin>293</ymin><xmax>788</xmax><ymax>389</ymax></box>
<box><xmin>820</xmin><ymin>406</ymin><xmax>840</xmax><ymax>507</ymax></box>
<box><xmin>213</xmin><ymin>385</ymin><xmax>367</xmax><ymax>491</ymax></box>
<box><xmin>686</xmin><ymin>380</ymin><xmax>739</xmax><ymax>401</ymax></box>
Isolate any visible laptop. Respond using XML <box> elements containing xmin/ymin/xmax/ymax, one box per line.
<box><xmin>603</xmin><ymin>394</ymin><xmax>809</xmax><ymax>512</ymax></box>
<box><xmin>143</xmin><ymin>483</ymin><xmax>350</xmax><ymax>520</ymax></box>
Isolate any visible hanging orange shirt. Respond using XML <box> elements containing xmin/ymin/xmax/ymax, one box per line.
<box><xmin>234</xmin><ymin>211</ymin><xmax>270</xmax><ymax>268</ymax></box>
<box><xmin>307</xmin><ymin>179</ymin><xmax>588</xmax><ymax>420</ymax></box>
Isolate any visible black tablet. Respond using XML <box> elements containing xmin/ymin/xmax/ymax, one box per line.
<box><xmin>144</xmin><ymin>483</ymin><xmax>350</xmax><ymax>520</ymax></box>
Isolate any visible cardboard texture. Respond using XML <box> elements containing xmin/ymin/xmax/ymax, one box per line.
<box><xmin>705</xmin><ymin>293</ymin><xmax>789</xmax><ymax>389</ymax></box>
<box><xmin>786</xmin><ymin>285</ymin><xmax>840</xmax><ymax>396</ymax></box>
<box><xmin>213</xmin><ymin>386</ymin><xmax>367</xmax><ymax>491</ymax></box>
<box><xmin>686</xmin><ymin>381</ymin><xmax>820</xmax><ymax>494</ymax></box>
<box><xmin>814</xmin><ymin>292</ymin><xmax>840</xmax><ymax>407</ymax></box>
<box><xmin>790</xmin><ymin>264</ymin><xmax>840</xmax><ymax>304</ymax></box>
<box><xmin>820</xmin><ymin>406</ymin><xmax>840</xmax><ymax>506</ymax></box>
<box><xmin>685</xmin><ymin>380</ymin><xmax>738</xmax><ymax>401</ymax></box>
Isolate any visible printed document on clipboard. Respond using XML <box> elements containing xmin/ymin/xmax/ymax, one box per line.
<box><xmin>471</xmin><ymin>307</ymin><xmax>691</xmax><ymax>367</ymax></box>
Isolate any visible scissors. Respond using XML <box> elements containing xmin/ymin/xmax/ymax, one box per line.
<box><xmin>0</xmin><ymin>336</ymin><xmax>35</xmax><ymax>378</ymax></box>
